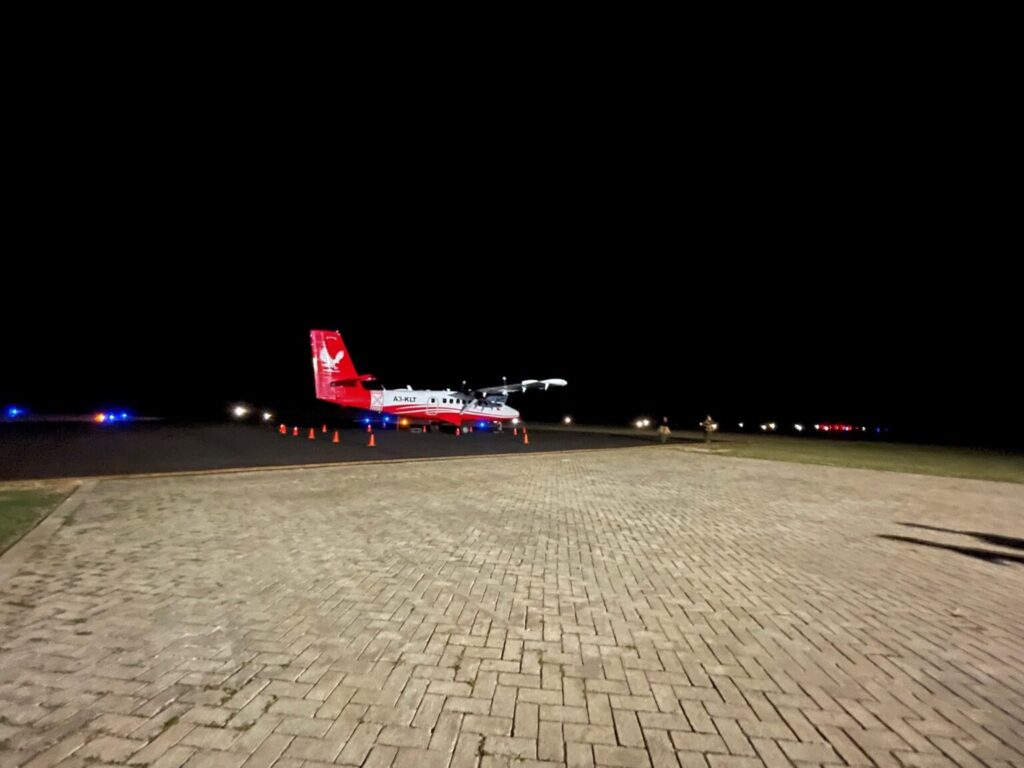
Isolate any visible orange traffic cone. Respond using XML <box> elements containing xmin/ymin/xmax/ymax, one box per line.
<box><xmin>513</xmin><ymin>427</ymin><xmax>518</xmax><ymax>436</ymax></box>
<box><xmin>322</xmin><ymin>423</ymin><xmax>327</xmax><ymax>433</ymax></box>
<box><xmin>455</xmin><ymin>427</ymin><xmax>461</xmax><ymax>437</ymax></box>
<box><xmin>368</xmin><ymin>433</ymin><xmax>376</xmax><ymax>447</ymax></box>
<box><xmin>523</xmin><ymin>430</ymin><xmax>529</xmax><ymax>445</ymax></box>
<box><xmin>332</xmin><ymin>430</ymin><xmax>339</xmax><ymax>444</ymax></box>
<box><xmin>366</xmin><ymin>423</ymin><xmax>372</xmax><ymax>433</ymax></box>
<box><xmin>292</xmin><ymin>426</ymin><xmax>299</xmax><ymax>436</ymax></box>
<box><xmin>308</xmin><ymin>428</ymin><xmax>315</xmax><ymax>440</ymax></box>
<box><xmin>279</xmin><ymin>423</ymin><xmax>286</xmax><ymax>434</ymax></box>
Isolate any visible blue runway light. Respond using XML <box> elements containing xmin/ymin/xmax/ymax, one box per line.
<box><xmin>120</xmin><ymin>411</ymin><xmax>129</xmax><ymax>420</ymax></box>
<box><xmin>363</xmin><ymin>418</ymin><xmax>370</xmax><ymax>424</ymax></box>
<box><xmin>6</xmin><ymin>406</ymin><xmax>21</xmax><ymax>418</ymax></box>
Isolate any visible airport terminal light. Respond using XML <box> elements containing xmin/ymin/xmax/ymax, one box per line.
<box><xmin>261</xmin><ymin>411</ymin><xmax>273</xmax><ymax>422</ymax></box>
<box><xmin>794</xmin><ymin>424</ymin><xmax>804</xmax><ymax>432</ymax></box>
<box><xmin>563</xmin><ymin>416</ymin><xmax>572</xmax><ymax>424</ymax></box>
<box><xmin>232</xmin><ymin>404</ymin><xmax>250</xmax><ymax>419</ymax></box>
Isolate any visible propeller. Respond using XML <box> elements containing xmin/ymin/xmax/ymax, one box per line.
<box><xmin>457</xmin><ymin>377</ymin><xmax>506</xmax><ymax>414</ymax></box>
<box><xmin>458</xmin><ymin>379</ymin><xmax>474</xmax><ymax>415</ymax></box>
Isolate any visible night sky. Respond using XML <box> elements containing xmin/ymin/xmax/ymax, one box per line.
<box><xmin>3</xmin><ymin>105</ymin><xmax>1017</xmax><ymax>448</ymax></box>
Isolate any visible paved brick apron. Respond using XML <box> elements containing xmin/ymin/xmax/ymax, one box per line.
<box><xmin>1</xmin><ymin>447</ymin><xmax>1022</xmax><ymax>767</ymax></box>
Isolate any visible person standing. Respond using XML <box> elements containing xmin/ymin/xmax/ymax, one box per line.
<box><xmin>658</xmin><ymin>416</ymin><xmax>671</xmax><ymax>444</ymax></box>
<box><xmin>701</xmin><ymin>415</ymin><xmax>717</xmax><ymax>444</ymax></box>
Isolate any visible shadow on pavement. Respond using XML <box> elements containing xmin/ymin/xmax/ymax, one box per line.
<box><xmin>898</xmin><ymin>522</ymin><xmax>1024</xmax><ymax>551</ymax></box>
<box><xmin>879</xmin><ymin>534</ymin><xmax>1024</xmax><ymax>566</ymax></box>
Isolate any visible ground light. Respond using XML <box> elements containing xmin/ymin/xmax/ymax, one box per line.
<box><xmin>94</xmin><ymin>411</ymin><xmax>131</xmax><ymax>424</ymax></box>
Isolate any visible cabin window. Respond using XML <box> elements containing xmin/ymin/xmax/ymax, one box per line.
<box><xmin>430</xmin><ymin>398</ymin><xmax>436</xmax><ymax>404</ymax></box>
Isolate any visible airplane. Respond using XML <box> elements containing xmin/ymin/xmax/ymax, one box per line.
<box><xmin>310</xmin><ymin>330</ymin><xmax>566</xmax><ymax>429</ymax></box>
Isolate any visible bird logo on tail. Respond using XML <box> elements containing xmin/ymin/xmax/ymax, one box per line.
<box><xmin>319</xmin><ymin>345</ymin><xmax>344</xmax><ymax>372</ymax></box>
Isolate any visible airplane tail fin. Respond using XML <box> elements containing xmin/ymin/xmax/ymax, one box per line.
<box><xmin>310</xmin><ymin>330</ymin><xmax>369</xmax><ymax>405</ymax></box>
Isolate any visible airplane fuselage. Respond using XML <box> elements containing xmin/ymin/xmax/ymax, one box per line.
<box><xmin>374</xmin><ymin>389</ymin><xmax>518</xmax><ymax>426</ymax></box>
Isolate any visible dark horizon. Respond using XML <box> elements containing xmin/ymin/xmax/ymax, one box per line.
<box><xmin>4</xmin><ymin>286</ymin><xmax>1020</xmax><ymax>449</ymax></box>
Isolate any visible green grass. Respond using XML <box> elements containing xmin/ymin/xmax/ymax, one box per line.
<box><xmin>0</xmin><ymin>488</ymin><xmax>72</xmax><ymax>554</ymax></box>
<box><xmin>715</xmin><ymin>435</ymin><xmax>1024</xmax><ymax>483</ymax></box>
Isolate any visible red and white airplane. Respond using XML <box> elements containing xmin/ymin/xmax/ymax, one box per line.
<box><xmin>311</xmin><ymin>330</ymin><xmax>566</xmax><ymax>428</ymax></box>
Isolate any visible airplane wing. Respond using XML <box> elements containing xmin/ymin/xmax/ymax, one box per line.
<box><xmin>473</xmin><ymin>378</ymin><xmax>568</xmax><ymax>395</ymax></box>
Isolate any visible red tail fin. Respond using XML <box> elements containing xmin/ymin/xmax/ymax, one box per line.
<box><xmin>310</xmin><ymin>330</ymin><xmax>371</xmax><ymax>406</ymax></box>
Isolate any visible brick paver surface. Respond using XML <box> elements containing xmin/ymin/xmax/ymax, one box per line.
<box><xmin>1</xmin><ymin>447</ymin><xmax>1022</xmax><ymax>767</ymax></box>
